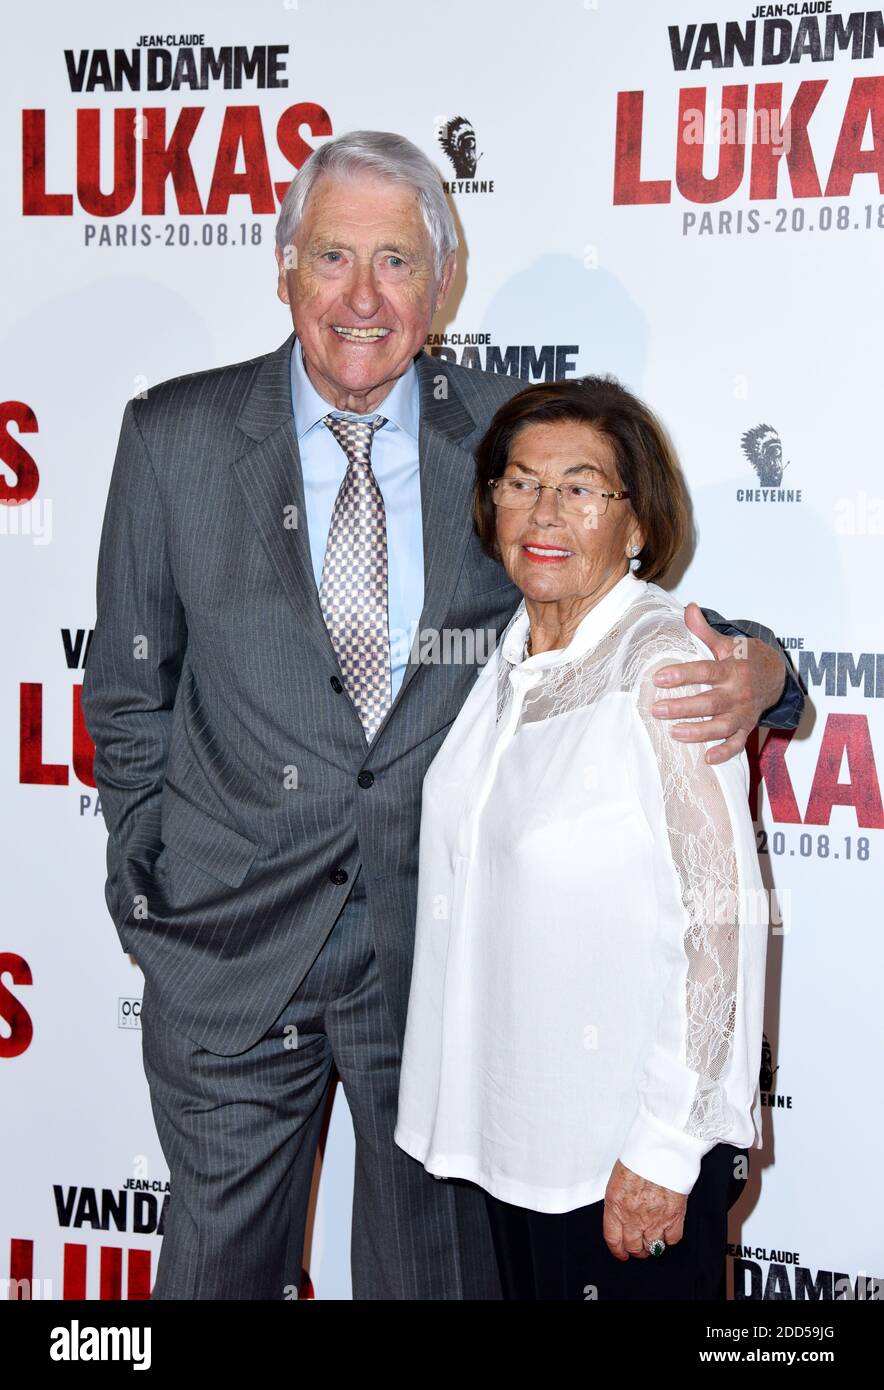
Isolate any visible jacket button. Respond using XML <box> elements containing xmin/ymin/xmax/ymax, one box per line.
<box><xmin>329</xmin><ymin>868</ymin><xmax>348</xmax><ymax>885</ymax></box>
<box><xmin>330</xmin><ymin>676</ymin><xmax>344</xmax><ymax>693</ymax></box>
<box><xmin>357</xmin><ymin>770</ymin><xmax>374</xmax><ymax>789</ymax></box>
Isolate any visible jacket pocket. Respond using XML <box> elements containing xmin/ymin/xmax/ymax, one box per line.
<box><xmin>159</xmin><ymin>782</ymin><xmax>260</xmax><ymax>889</ymax></box>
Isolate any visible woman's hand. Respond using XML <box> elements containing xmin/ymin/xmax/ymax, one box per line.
<box><xmin>602</xmin><ymin>1159</ymin><xmax>687</xmax><ymax>1260</ymax></box>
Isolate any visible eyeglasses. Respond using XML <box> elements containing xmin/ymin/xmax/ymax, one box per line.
<box><xmin>488</xmin><ymin>476</ymin><xmax>631</xmax><ymax>518</ymax></box>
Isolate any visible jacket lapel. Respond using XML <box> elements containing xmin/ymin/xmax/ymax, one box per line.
<box><xmin>231</xmin><ymin>333</ymin><xmax>341</xmax><ymax>666</ymax></box>
<box><xmin>380</xmin><ymin>351</ymin><xmax>479</xmax><ymax>722</ymax></box>
<box><xmin>230</xmin><ymin>333</ymin><xmax>482</xmax><ymax>739</ymax></box>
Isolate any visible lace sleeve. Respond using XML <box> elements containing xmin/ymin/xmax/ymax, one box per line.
<box><xmin>617</xmin><ymin>646</ymin><xmax>752</xmax><ymax>1195</ymax></box>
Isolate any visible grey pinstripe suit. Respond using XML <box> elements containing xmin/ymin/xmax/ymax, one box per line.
<box><xmin>82</xmin><ymin>333</ymin><xmax>529</xmax><ymax>1299</ymax></box>
<box><xmin>82</xmin><ymin>332</ymin><xmax>801</xmax><ymax>1299</ymax></box>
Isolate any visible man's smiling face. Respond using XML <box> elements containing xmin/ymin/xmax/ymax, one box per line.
<box><xmin>276</xmin><ymin>172</ymin><xmax>455</xmax><ymax>414</ymax></box>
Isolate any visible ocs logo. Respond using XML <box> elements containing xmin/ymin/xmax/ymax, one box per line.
<box><xmin>118</xmin><ymin>997</ymin><xmax>142</xmax><ymax>1030</ymax></box>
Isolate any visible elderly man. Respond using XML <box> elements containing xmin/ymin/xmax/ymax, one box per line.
<box><xmin>82</xmin><ymin>130</ymin><xmax>802</xmax><ymax>1300</ymax></box>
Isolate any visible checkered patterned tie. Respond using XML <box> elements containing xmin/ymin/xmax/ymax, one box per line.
<box><xmin>318</xmin><ymin>413</ymin><xmax>391</xmax><ymax>741</ymax></box>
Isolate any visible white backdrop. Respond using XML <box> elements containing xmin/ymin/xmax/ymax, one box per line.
<box><xmin>2</xmin><ymin>0</ymin><xmax>882</xmax><ymax>1301</ymax></box>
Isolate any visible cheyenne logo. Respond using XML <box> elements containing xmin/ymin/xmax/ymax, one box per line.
<box><xmin>759</xmin><ymin>1032</ymin><xmax>792</xmax><ymax>1109</ymax></box>
<box><xmin>437</xmin><ymin>117</ymin><xmax>494</xmax><ymax>194</ymax></box>
<box><xmin>759</xmin><ymin>1032</ymin><xmax>779</xmax><ymax>1093</ymax></box>
<box><xmin>741</xmin><ymin>424</ymin><xmax>788</xmax><ymax>486</ymax></box>
<box><xmin>737</xmin><ymin>424</ymin><xmax>801</xmax><ymax>501</ymax></box>
<box><xmin>50</xmin><ymin>1320</ymin><xmax>151</xmax><ymax>1369</ymax></box>
<box><xmin>438</xmin><ymin>117</ymin><xmax>481</xmax><ymax>177</ymax></box>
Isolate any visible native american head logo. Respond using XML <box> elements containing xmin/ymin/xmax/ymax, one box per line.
<box><xmin>759</xmin><ymin>1032</ymin><xmax>779</xmax><ymax>1093</ymax></box>
<box><xmin>740</xmin><ymin>424</ymin><xmax>790</xmax><ymax>487</ymax></box>
<box><xmin>437</xmin><ymin>117</ymin><xmax>482</xmax><ymax>178</ymax></box>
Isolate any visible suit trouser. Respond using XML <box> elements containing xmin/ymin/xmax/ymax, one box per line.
<box><xmin>140</xmin><ymin>868</ymin><xmax>502</xmax><ymax>1300</ymax></box>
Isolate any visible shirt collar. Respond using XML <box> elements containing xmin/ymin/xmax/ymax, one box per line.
<box><xmin>290</xmin><ymin>336</ymin><xmax>419</xmax><ymax>440</ymax></box>
<box><xmin>501</xmin><ymin>570</ymin><xmax>646</xmax><ymax>669</ymax></box>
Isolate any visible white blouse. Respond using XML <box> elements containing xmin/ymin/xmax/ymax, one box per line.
<box><xmin>395</xmin><ymin>571</ymin><xmax>768</xmax><ymax>1214</ymax></box>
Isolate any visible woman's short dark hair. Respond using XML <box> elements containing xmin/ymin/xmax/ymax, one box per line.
<box><xmin>472</xmin><ymin>375</ymin><xmax>690</xmax><ymax>583</ymax></box>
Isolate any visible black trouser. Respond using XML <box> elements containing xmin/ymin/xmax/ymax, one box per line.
<box><xmin>484</xmin><ymin>1143</ymin><xmax>748</xmax><ymax>1301</ymax></box>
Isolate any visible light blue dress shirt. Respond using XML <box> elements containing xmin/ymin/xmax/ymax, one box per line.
<box><xmin>289</xmin><ymin>338</ymin><xmax>425</xmax><ymax>701</ymax></box>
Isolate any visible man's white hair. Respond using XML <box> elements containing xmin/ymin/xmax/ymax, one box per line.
<box><xmin>275</xmin><ymin>130</ymin><xmax>458</xmax><ymax>282</ymax></box>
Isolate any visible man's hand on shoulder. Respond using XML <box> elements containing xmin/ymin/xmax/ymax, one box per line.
<box><xmin>650</xmin><ymin>603</ymin><xmax>787</xmax><ymax>766</ymax></box>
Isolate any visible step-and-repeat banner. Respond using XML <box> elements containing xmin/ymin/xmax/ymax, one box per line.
<box><xmin>2</xmin><ymin>0</ymin><xmax>882</xmax><ymax>1301</ymax></box>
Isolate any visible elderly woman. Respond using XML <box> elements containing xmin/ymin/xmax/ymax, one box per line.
<box><xmin>394</xmin><ymin>376</ymin><xmax>768</xmax><ymax>1301</ymax></box>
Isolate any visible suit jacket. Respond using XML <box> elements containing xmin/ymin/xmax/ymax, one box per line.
<box><xmin>82</xmin><ymin>332</ymin><xmax>802</xmax><ymax>1056</ymax></box>
<box><xmin>82</xmin><ymin>334</ymin><xmax>529</xmax><ymax>1054</ymax></box>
